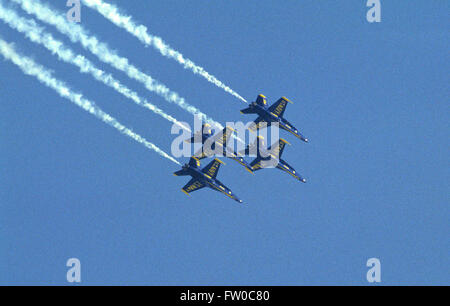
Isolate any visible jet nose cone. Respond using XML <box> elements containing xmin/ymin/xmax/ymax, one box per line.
<box><xmin>302</xmin><ymin>178</ymin><xmax>307</xmax><ymax>183</ymax></box>
<box><xmin>304</xmin><ymin>138</ymin><xmax>309</xmax><ymax>143</ymax></box>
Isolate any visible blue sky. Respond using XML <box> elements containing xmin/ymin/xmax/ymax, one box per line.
<box><xmin>0</xmin><ymin>1</ymin><xmax>448</xmax><ymax>285</ymax></box>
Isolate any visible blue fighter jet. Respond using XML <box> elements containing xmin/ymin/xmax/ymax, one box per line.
<box><xmin>240</xmin><ymin>136</ymin><xmax>306</xmax><ymax>182</ymax></box>
<box><xmin>185</xmin><ymin>124</ymin><xmax>254</xmax><ymax>174</ymax></box>
<box><xmin>240</xmin><ymin>94</ymin><xmax>308</xmax><ymax>142</ymax></box>
<box><xmin>174</xmin><ymin>157</ymin><xmax>243</xmax><ymax>203</ymax></box>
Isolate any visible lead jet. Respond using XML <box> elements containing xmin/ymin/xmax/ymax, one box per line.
<box><xmin>240</xmin><ymin>94</ymin><xmax>308</xmax><ymax>142</ymax></box>
<box><xmin>174</xmin><ymin>157</ymin><xmax>243</xmax><ymax>203</ymax></box>
<box><xmin>240</xmin><ymin>136</ymin><xmax>306</xmax><ymax>182</ymax></box>
<box><xmin>185</xmin><ymin>124</ymin><xmax>254</xmax><ymax>174</ymax></box>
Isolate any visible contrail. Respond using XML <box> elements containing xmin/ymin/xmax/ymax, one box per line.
<box><xmin>0</xmin><ymin>38</ymin><xmax>180</xmax><ymax>165</ymax></box>
<box><xmin>12</xmin><ymin>0</ymin><xmax>225</xmax><ymax>129</ymax></box>
<box><xmin>0</xmin><ymin>3</ymin><xmax>190</xmax><ymax>133</ymax></box>
<box><xmin>81</xmin><ymin>0</ymin><xmax>247</xmax><ymax>103</ymax></box>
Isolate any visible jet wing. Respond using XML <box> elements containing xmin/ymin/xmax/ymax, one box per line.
<box><xmin>268</xmin><ymin>138</ymin><xmax>290</xmax><ymax>159</ymax></box>
<box><xmin>193</xmin><ymin>127</ymin><xmax>234</xmax><ymax>159</ymax></box>
<box><xmin>268</xmin><ymin>97</ymin><xmax>291</xmax><ymax>118</ymax></box>
<box><xmin>202</xmin><ymin>158</ymin><xmax>224</xmax><ymax>178</ymax></box>
<box><xmin>182</xmin><ymin>178</ymin><xmax>206</xmax><ymax>195</ymax></box>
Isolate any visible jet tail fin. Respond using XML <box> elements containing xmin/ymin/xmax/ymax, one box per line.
<box><xmin>188</xmin><ymin>157</ymin><xmax>200</xmax><ymax>168</ymax></box>
<box><xmin>256</xmin><ymin>94</ymin><xmax>267</xmax><ymax>106</ymax></box>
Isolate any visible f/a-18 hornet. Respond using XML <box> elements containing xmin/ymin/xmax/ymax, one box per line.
<box><xmin>240</xmin><ymin>136</ymin><xmax>306</xmax><ymax>182</ymax></box>
<box><xmin>185</xmin><ymin>124</ymin><xmax>253</xmax><ymax>174</ymax></box>
<box><xmin>240</xmin><ymin>94</ymin><xmax>308</xmax><ymax>142</ymax></box>
<box><xmin>174</xmin><ymin>157</ymin><xmax>243</xmax><ymax>203</ymax></box>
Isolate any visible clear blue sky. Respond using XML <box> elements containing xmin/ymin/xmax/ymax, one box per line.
<box><xmin>0</xmin><ymin>1</ymin><xmax>448</xmax><ymax>285</ymax></box>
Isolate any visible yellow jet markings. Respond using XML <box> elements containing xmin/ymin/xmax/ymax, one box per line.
<box><xmin>190</xmin><ymin>156</ymin><xmax>201</xmax><ymax>167</ymax></box>
<box><xmin>286</xmin><ymin>128</ymin><xmax>301</xmax><ymax>138</ymax></box>
<box><xmin>245</xmin><ymin>167</ymin><xmax>254</xmax><ymax>174</ymax></box>
<box><xmin>203</xmin><ymin>159</ymin><xmax>225</xmax><ymax>178</ymax></box>
<box><xmin>207</xmin><ymin>182</ymin><xmax>223</xmax><ymax>191</ymax></box>
<box><xmin>269</xmin><ymin>139</ymin><xmax>289</xmax><ymax>158</ymax></box>
<box><xmin>280</xmin><ymin>138</ymin><xmax>290</xmax><ymax>145</ymax></box>
<box><xmin>287</xmin><ymin>170</ymin><xmax>299</xmax><ymax>179</ymax></box>
<box><xmin>281</xmin><ymin>166</ymin><xmax>299</xmax><ymax>179</ymax></box>
<box><xmin>273</xmin><ymin>100</ymin><xmax>287</xmax><ymax>116</ymax></box>
<box><xmin>207</xmin><ymin>182</ymin><xmax>234</xmax><ymax>199</ymax></box>
<box><xmin>282</xmin><ymin>96</ymin><xmax>293</xmax><ymax>103</ymax></box>
<box><xmin>216</xmin><ymin>137</ymin><xmax>225</xmax><ymax>146</ymax></box>
<box><xmin>185</xmin><ymin>180</ymin><xmax>204</xmax><ymax>192</ymax></box>
<box><xmin>233</xmin><ymin>158</ymin><xmax>254</xmax><ymax>174</ymax></box>
<box><xmin>207</xmin><ymin>163</ymin><xmax>220</xmax><ymax>177</ymax></box>
<box><xmin>252</xmin><ymin>162</ymin><xmax>261</xmax><ymax>170</ymax></box>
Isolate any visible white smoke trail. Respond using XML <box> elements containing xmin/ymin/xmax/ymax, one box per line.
<box><xmin>0</xmin><ymin>3</ymin><xmax>190</xmax><ymax>133</ymax></box>
<box><xmin>12</xmin><ymin>0</ymin><xmax>225</xmax><ymax>130</ymax></box>
<box><xmin>81</xmin><ymin>0</ymin><xmax>247</xmax><ymax>104</ymax></box>
<box><xmin>0</xmin><ymin>38</ymin><xmax>180</xmax><ymax>165</ymax></box>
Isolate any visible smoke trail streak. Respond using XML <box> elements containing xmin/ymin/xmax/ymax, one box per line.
<box><xmin>12</xmin><ymin>0</ymin><xmax>244</xmax><ymax>144</ymax></box>
<box><xmin>0</xmin><ymin>38</ymin><xmax>180</xmax><ymax>165</ymax></box>
<box><xmin>12</xmin><ymin>0</ymin><xmax>225</xmax><ymax>130</ymax></box>
<box><xmin>81</xmin><ymin>0</ymin><xmax>247</xmax><ymax>103</ymax></box>
<box><xmin>0</xmin><ymin>3</ymin><xmax>190</xmax><ymax>133</ymax></box>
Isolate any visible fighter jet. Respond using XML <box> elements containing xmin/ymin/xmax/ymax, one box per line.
<box><xmin>174</xmin><ymin>157</ymin><xmax>243</xmax><ymax>203</ymax></box>
<box><xmin>240</xmin><ymin>136</ymin><xmax>306</xmax><ymax>182</ymax></box>
<box><xmin>240</xmin><ymin>94</ymin><xmax>308</xmax><ymax>142</ymax></box>
<box><xmin>185</xmin><ymin>124</ymin><xmax>254</xmax><ymax>174</ymax></box>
